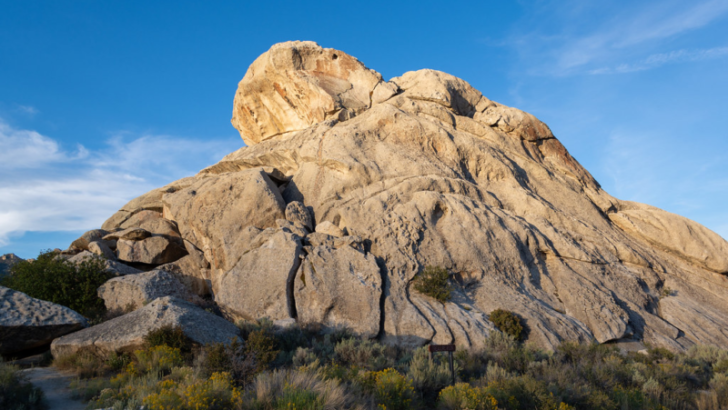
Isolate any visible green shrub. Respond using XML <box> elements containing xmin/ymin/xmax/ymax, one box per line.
<box><xmin>252</xmin><ymin>369</ymin><xmax>352</xmax><ymax>409</ymax></box>
<box><xmin>334</xmin><ymin>338</ymin><xmax>394</xmax><ymax>371</ymax></box>
<box><xmin>0</xmin><ymin>358</ymin><xmax>46</xmax><ymax>410</ymax></box>
<box><xmin>489</xmin><ymin>309</ymin><xmax>524</xmax><ymax>341</ymax></box>
<box><xmin>412</xmin><ymin>266</ymin><xmax>453</xmax><ymax>303</ymax></box>
<box><xmin>1</xmin><ymin>250</ymin><xmax>113</xmax><ymax>319</ymax></box>
<box><xmin>407</xmin><ymin>346</ymin><xmax>454</xmax><ymax>394</ymax></box>
<box><xmin>246</xmin><ymin>329</ymin><xmax>280</xmax><ymax>373</ymax></box>
<box><xmin>144</xmin><ymin>325</ymin><xmax>192</xmax><ymax>354</ymax></box>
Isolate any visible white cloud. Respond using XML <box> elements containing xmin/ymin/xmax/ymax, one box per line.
<box><xmin>0</xmin><ymin>121</ymin><xmax>87</xmax><ymax>168</ymax></box>
<box><xmin>0</xmin><ymin>121</ymin><xmax>241</xmax><ymax>247</ymax></box>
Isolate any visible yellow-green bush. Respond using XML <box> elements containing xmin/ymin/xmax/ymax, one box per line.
<box><xmin>438</xmin><ymin>382</ymin><xmax>498</xmax><ymax>410</ymax></box>
<box><xmin>131</xmin><ymin>345</ymin><xmax>185</xmax><ymax>376</ymax></box>
<box><xmin>370</xmin><ymin>368</ymin><xmax>415</xmax><ymax>410</ymax></box>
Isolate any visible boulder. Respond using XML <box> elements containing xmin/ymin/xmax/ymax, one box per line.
<box><xmin>88</xmin><ymin>241</ymin><xmax>116</xmax><ymax>261</ymax></box>
<box><xmin>315</xmin><ymin>221</ymin><xmax>345</xmax><ymax>237</ymax></box>
<box><xmin>116</xmin><ymin>236</ymin><xmax>187</xmax><ymax>265</ymax></box>
<box><xmin>97</xmin><ymin>270</ymin><xmax>199</xmax><ymax>313</ymax></box>
<box><xmin>157</xmin><ymin>254</ymin><xmax>211</xmax><ymax>297</ymax></box>
<box><xmin>285</xmin><ymin>201</ymin><xmax>313</xmax><ymax>231</ymax></box>
<box><xmin>231</xmin><ymin>41</ymin><xmax>383</xmax><ymax>145</ymax></box>
<box><xmin>50</xmin><ymin>297</ymin><xmax>240</xmax><ymax>357</ymax></box>
<box><xmin>276</xmin><ymin>219</ymin><xmax>309</xmax><ymax>238</ymax></box>
<box><xmin>68</xmin><ymin>251</ymin><xmax>142</xmax><ymax>276</ymax></box>
<box><xmin>162</xmin><ymin>168</ymin><xmax>286</xmax><ymax>274</ymax></box>
<box><xmin>70</xmin><ymin>229</ymin><xmax>109</xmax><ymax>251</ymax></box>
<box><xmin>294</xmin><ymin>245</ymin><xmax>382</xmax><ymax>338</ymax></box>
<box><xmin>101</xmin><ymin>177</ymin><xmax>199</xmax><ymax>231</ymax></box>
<box><xmin>215</xmin><ymin>229</ymin><xmax>302</xmax><ymax>322</ymax></box>
<box><xmin>103</xmin><ymin>227</ymin><xmax>152</xmax><ymax>241</ymax></box>
<box><xmin>0</xmin><ymin>286</ymin><xmax>87</xmax><ymax>356</ymax></box>
<box><xmin>119</xmin><ymin>210</ymin><xmax>181</xmax><ymax>238</ymax></box>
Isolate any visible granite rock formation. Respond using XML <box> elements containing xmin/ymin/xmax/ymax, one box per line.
<box><xmin>87</xmin><ymin>41</ymin><xmax>728</xmax><ymax>352</ymax></box>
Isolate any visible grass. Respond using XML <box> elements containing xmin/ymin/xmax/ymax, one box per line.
<box><xmin>0</xmin><ymin>358</ymin><xmax>46</xmax><ymax>410</ymax></box>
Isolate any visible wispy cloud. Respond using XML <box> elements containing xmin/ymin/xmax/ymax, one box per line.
<box><xmin>601</xmin><ymin>130</ymin><xmax>728</xmax><ymax>238</ymax></box>
<box><xmin>14</xmin><ymin>105</ymin><xmax>39</xmax><ymax>117</ymax></box>
<box><xmin>0</xmin><ymin>120</ymin><xmax>240</xmax><ymax>247</ymax></box>
<box><xmin>509</xmin><ymin>0</ymin><xmax>728</xmax><ymax>76</ymax></box>
<box><xmin>589</xmin><ymin>46</ymin><xmax>728</xmax><ymax>74</ymax></box>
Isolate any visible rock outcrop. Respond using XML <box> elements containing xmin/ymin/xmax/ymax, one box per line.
<box><xmin>0</xmin><ymin>286</ymin><xmax>87</xmax><ymax>356</ymax></box>
<box><xmin>88</xmin><ymin>41</ymin><xmax>728</xmax><ymax>352</ymax></box>
<box><xmin>50</xmin><ymin>297</ymin><xmax>240</xmax><ymax>357</ymax></box>
<box><xmin>0</xmin><ymin>253</ymin><xmax>23</xmax><ymax>278</ymax></box>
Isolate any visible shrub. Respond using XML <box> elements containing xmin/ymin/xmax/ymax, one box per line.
<box><xmin>132</xmin><ymin>345</ymin><xmax>184</xmax><ymax>376</ymax></box>
<box><xmin>246</xmin><ymin>328</ymin><xmax>280</xmax><ymax>373</ymax></box>
<box><xmin>0</xmin><ymin>358</ymin><xmax>45</xmax><ymax>410</ymax></box>
<box><xmin>438</xmin><ymin>382</ymin><xmax>498</xmax><ymax>410</ymax></box>
<box><xmin>144</xmin><ymin>325</ymin><xmax>192</xmax><ymax>354</ymax></box>
<box><xmin>489</xmin><ymin>309</ymin><xmax>524</xmax><ymax>341</ymax></box>
<box><xmin>412</xmin><ymin>266</ymin><xmax>453</xmax><ymax>303</ymax></box>
<box><xmin>407</xmin><ymin>346</ymin><xmax>454</xmax><ymax>394</ymax></box>
<box><xmin>335</xmin><ymin>338</ymin><xmax>394</xmax><ymax>371</ymax></box>
<box><xmin>199</xmin><ymin>339</ymin><xmax>256</xmax><ymax>386</ymax></box>
<box><xmin>253</xmin><ymin>369</ymin><xmax>352</xmax><ymax>409</ymax></box>
<box><xmin>372</xmin><ymin>368</ymin><xmax>415</xmax><ymax>410</ymax></box>
<box><xmin>54</xmin><ymin>351</ymin><xmax>109</xmax><ymax>378</ymax></box>
<box><xmin>1</xmin><ymin>250</ymin><xmax>113</xmax><ymax>319</ymax></box>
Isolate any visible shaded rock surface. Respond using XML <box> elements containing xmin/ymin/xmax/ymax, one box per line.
<box><xmin>116</xmin><ymin>236</ymin><xmax>187</xmax><ymax>265</ymax></box>
<box><xmin>50</xmin><ymin>297</ymin><xmax>240</xmax><ymax>357</ymax></box>
<box><xmin>0</xmin><ymin>286</ymin><xmax>87</xmax><ymax>356</ymax></box>
<box><xmin>68</xmin><ymin>251</ymin><xmax>142</xmax><ymax>276</ymax></box>
<box><xmin>80</xmin><ymin>41</ymin><xmax>728</xmax><ymax>352</ymax></box>
<box><xmin>0</xmin><ymin>253</ymin><xmax>23</xmax><ymax>278</ymax></box>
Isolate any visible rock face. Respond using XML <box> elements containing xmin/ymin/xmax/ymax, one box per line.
<box><xmin>97</xmin><ymin>270</ymin><xmax>199</xmax><ymax>312</ymax></box>
<box><xmin>0</xmin><ymin>286</ymin><xmax>87</xmax><ymax>356</ymax></box>
<box><xmin>0</xmin><ymin>253</ymin><xmax>23</xmax><ymax>278</ymax></box>
<box><xmin>214</xmin><ymin>229</ymin><xmax>303</xmax><ymax>322</ymax></box>
<box><xmin>295</xmin><ymin>245</ymin><xmax>382</xmax><ymax>338</ymax></box>
<box><xmin>91</xmin><ymin>41</ymin><xmax>728</xmax><ymax>352</ymax></box>
<box><xmin>50</xmin><ymin>297</ymin><xmax>240</xmax><ymax>357</ymax></box>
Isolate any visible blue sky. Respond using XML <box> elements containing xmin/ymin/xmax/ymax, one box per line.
<box><xmin>1</xmin><ymin>0</ymin><xmax>727</xmax><ymax>258</ymax></box>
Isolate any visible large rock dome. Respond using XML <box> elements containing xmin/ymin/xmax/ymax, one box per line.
<box><xmin>99</xmin><ymin>41</ymin><xmax>728</xmax><ymax>351</ymax></box>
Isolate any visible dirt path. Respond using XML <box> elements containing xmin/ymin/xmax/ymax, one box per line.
<box><xmin>19</xmin><ymin>367</ymin><xmax>86</xmax><ymax>410</ymax></box>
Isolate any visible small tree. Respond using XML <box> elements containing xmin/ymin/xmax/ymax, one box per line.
<box><xmin>1</xmin><ymin>250</ymin><xmax>113</xmax><ymax>319</ymax></box>
<box><xmin>490</xmin><ymin>309</ymin><xmax>524</xmax><ymax>341</ymax></box>
<box><xmin>412</xmin><ymin>266</ymin><xmax>453</xmax><ymax>303</ymax></box>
